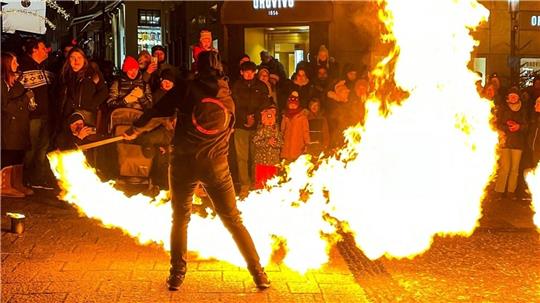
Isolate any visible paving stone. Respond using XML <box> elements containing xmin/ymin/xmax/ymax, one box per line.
<box><xmin>81</xmin><ymin>271</ymin><xmax>132</xmax><ymax>282</ymax></box>
<box><xmin>268</xmin><ymin>293</ymin><xmax>322</xmax><ymax>303</ymax></box>
<box><xmin>287</xmin><ymin>281</ymin><xmax>322</xmax><ymax>294</ymax></box>
<box><xmin>7</xmin><ymin>293</ymin><xmax>68</xmax><ymax>303</ymax></box>
<box><xmin>2</xmin><ymin>191</ymin><xmax>539</xmax><ymax>303</ymax></box>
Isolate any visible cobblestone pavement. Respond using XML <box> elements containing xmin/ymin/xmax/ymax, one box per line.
<box><xmin>1</xmin><ymin>190</ymin><xmax>539</xmax><ymax>303</ymax></box>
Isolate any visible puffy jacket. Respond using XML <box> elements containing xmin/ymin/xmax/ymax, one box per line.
<box><xmin>1</xmin><ymin>80</ymin><xmax>31</xmax><ymax>150</ymax></box>
<box><xmin>232</xmin><ymin>79</ymin><xmax>269</xmax><ymax>130</ymax></box>
<box><xmin>281</xmin><ymin>110</ymin><xmax>310</xmax><ymax>161</ymax></box>
<box><xmin>107</xmin><ymin>74</ymin><xmax>152</xmax><ymax>111</ymax></box>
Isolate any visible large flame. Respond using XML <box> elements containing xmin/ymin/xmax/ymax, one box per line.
<box><xmin>526</xmin><ymin>163</ymin><xmax>540</xmax><ymax>231</ymax></box>
<box><xmin>48</xmin><ymin>0</ymin><xmax>498</xmax><ymax>273</ymax></box>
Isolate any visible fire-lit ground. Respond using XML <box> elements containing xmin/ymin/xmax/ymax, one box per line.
<box><xmin>1</xmin><ymin>190</ymin><xmax>538</xmax><ymax>303</ymax></box>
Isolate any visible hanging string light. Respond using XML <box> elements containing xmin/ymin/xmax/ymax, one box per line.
<box><xmin>0</xmin><ymin>8</ymin><xmax>56</xmax><ymax>30</ymax></box>
<box><xmin>45</xmin><ymin>0</ymin><xmax>70</xmax><ymax>21</ymax></box>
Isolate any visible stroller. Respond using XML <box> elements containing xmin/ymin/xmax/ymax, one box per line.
<box><xmin>109</xmin><ymin>108</ymin><xmax>153</xmax><ymax>186</ymax></box>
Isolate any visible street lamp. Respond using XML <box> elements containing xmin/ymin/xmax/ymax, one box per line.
<box><xmin>508</xmin><ymin>0</ymin><xmax>519</xmax><ymax>86</ymax></box>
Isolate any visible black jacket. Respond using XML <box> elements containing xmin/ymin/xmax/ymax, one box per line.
<box><xmin>495</xmin><ymin>103</ymin><xmax>528</xmax><ymax>149</ymax></box>
<box><xmin>18</xmin><ymin>55</ymin><xmax>54</xmax><ymax>119</ymax></box>
<box><xmin>232</xmin><ymin>78</ymin><xmax>269</xmax><ymax>130</ymax></box>
<box><xmin>1</xmin><ymin>80</ymin><xmax>30</xmax><ymax>150</ymax></box>
<box><xmin>107</xmin><ymin>74</ymin><xmax>152</xmax><ymax>111</ymax></box>
<box><xmin>133</xmin><ymin>75</ymin><xmax>235</xmax><ymax>159</ymax></box>
<box><xmin>58</xmin><ymin>69</ymin><xmax>109</xmax><ymax>127</ymax></box>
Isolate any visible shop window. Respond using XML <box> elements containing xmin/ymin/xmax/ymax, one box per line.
<box><xmin>138</xmin><ymin>10</ymin><xmax>161</xmax><ymax>27</ymax></box>
<box><xmin>137</xmin><ymin>9</ymin><xmax>162</xmax><ymax>53</ymax></box>
<box><xmin>520</xmin><ymin>58</ymin><xmax>540</xmax><ymax>87</ymax></box>
<box><xmin>473</xmin><ymin>57</ymin><xmax>486</xmax><ymax>86</ymax></box>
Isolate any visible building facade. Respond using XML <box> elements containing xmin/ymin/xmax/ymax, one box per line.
<box><xmin>474</xmin><ymin>1</ymin><xmax>540</xmax><ymax>87</ymax></box>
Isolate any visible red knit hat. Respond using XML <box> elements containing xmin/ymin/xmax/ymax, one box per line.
<box><xmin>122</xmin><ymin>56</ymin><xmax>139</xmax><ymax>73</ymax></box>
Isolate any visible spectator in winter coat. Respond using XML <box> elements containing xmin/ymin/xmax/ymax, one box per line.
<box><xmin>57</xmin><ymin>47</ymin><xmax>108</xmax><ymax>136</ymax></box>
<box><xmin>527</xmin><ymin>97</ymin><xmax>540</xmax><ymax>167</ymax></box>
<box><xmin>287</xmin><ymin>67</ymin><xmax>315</xmax><ymax>109</ymax></box>
<box><xmin>232</xmin><ymin>61</ymin><xmax>269</xmax><ymax>197</ymax></box>
<box><xmin>327</xmin><ymin>79</ymin><xmax>351</xmax><ymax>148</ymax></box>
<box><xmin>310</xmin><ymin>45</ymin><xmax>339</xmax><ymax>80</ymax></box>
<box><xmin>138</xmin><ymin>50</ymin><xmax>158</xmax><ymax>84</ymax></box>
<box><xmin>107</xmin><ymin>56</ymin><xmax>152</xmax><ymax>111</ymax></box>
<box><xmin>281</xmin><ymin>91</ymin><xmax>310</xmax><ymax>162</ymax></box>
<box><xmin>494</xmin><ymin>87</ymin><xmax>529</xmax><ymax>199</ymax></box>
<box><xmin>313</xmin><ymin>66</ymin><xmax>332</xmax><ymax>100</ymax></box>
<box><xmin>19</xmin><ymin>37</ymin><xmax>55</xmax><ymax>188</ymax></box>
<box><xmin>257</xmin><ymin>67</ymin><xmax>277</xmax><ymax>105</ymax></box>
<box><xmin>149</xmin><ymin>45</ymin><xmax>179</xmax><ymax>92</ymax></box>
<box><xmin>192</xmin><ymin>29</ymin><xmax>218</xmax><ymax>73</ymax></box>
<box><xmin>54</xmin><ymin>111</ymin><xmax>97</xmax><ymax>151</ymax></box>
<box><xmin>306</xmin><ymin>98</ymin><xmax>329</xmax><ymax>156</ymax></box>
<box><xmin>252</xmin><ymin>102</ymin><xmax>283</xmax><ymax>189</ymax></box>
<box><xmin>1</xmin><ymin>52</ymin><xmax>34</xmax><ymax>197</ymax></box>
<box><xmin>488</xmin><ymin>73</ymin><xmax>504</xmax><ymax>106</ymax></box>
<box><xmin>259</xmin><ymin>50</ymin><xmax>287</xmax><ymax>83</ymax></box>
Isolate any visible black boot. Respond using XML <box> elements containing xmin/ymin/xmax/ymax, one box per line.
<box><xmin>249</xmin><ymin>267</ymin><xmax>271</xmax><ymax>289</ymax></box>
<box><xmin>166</xmin><ymin>269</ymin><xmax>185</xmax><ymax>291</ymax></box>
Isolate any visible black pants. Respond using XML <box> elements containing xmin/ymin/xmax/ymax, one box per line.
<box><xmin>169</xmin><ymin>153</ymin><xmax>261</xmax><ymax>274</ymax></box>
<box><xmin>1</xmin><ymin>150</ymin><xmax>25</xmax><ymax>168</ymax></box>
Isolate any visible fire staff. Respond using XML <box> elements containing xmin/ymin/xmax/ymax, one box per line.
<box><xmin>123</xmin><ymin>51</ymin><xmax>271</xmax><ymax>291</ymax></box>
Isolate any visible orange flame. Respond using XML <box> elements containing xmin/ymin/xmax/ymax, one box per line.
<box><xmin>48</xmin><ymin>0</ymin><xmax>498</xmax><ymax>272</ymax></box>
<box><xmin>525</xmin><ymin>162</ymin><xmax>540</xmax><ymax>231</ymax></box>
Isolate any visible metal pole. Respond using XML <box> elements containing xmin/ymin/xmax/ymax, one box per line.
<box><xmin>510</xmin><ymin>11</ymin><xmax>517</xmax><ymax>86</ymax></box>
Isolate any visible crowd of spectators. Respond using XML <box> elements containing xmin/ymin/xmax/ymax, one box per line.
<box><xmin>2</xmin><ymin>30</ymin><xmax>539</xmax><ymax>200</ymax></box>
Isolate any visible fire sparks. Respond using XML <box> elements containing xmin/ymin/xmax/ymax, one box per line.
<box><xmin>526</xmin><ymin>164</ymin><xmax>540</xmax><ymax>231</ymax></box>
<box><xmin>48</xmin><ymin>0</ymin><xmax>498</xmax><ymax>273</ymax></box>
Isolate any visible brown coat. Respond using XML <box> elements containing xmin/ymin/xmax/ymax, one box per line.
<box><xmin>280</xmin><ymin>110</ymin><xmax>310</xmax><ymax>161</ymax></box>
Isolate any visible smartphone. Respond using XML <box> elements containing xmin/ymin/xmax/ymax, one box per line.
<box><xmin>151</xmin><ymin>56</ymin><xmax>158</xmax><ymax>64</ymax></box>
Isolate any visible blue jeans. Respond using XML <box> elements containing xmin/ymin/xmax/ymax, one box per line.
<box><xmin>23</xmin><ymin>118</ymin><xmax>50</xmax><ymax>185</ymax></box>
<box><xmin>168</xmin><ymin>153</ymin><xmax>262</xmax><ymax>274</ymax></box>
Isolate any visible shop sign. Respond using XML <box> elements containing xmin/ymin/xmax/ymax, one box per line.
<box><xmin>519</xmin><ymin>11</ymin><xmax>540</xmax><ymax>30</ymax></box>
<box><xmin>531</xmin><ymin>15</ymin><xmax>540</xmax><ymax>27</ymax></box>
<box><xmin>253</xmin><ymin>0</ymin><xmax>295</xmax><ymax>16</ymax></box>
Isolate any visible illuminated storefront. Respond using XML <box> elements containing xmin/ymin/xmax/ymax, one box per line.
<box><xmin>221</xmin><ymin>1</ymin><xmax>374</xmax><ymax>78</ymax></box>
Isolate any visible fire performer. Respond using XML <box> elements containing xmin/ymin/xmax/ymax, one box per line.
<box><xmin>123</xmin><ymin>51</ymin><xmax>271</xmax><ymax>291</ymax></box>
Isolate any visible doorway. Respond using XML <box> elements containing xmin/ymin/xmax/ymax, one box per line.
<box><xmin>244</xmin><ymin>26</ymin><xmax>309</xmax><ymax>78</ymax></box>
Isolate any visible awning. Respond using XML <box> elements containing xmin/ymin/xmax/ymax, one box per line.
<box><xmin>70</xmin><ymin>0</ymin><xmax>122</xmax><ymax>27</ymax></box>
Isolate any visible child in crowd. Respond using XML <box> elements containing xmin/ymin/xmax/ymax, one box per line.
<box><xmin>281</xmin><ymin>91</ymin><xmax>310</xmax><ymax>162</ymax></box>
<box><xmin>252</xmin><ymin>102</ymin><xmax>283</xmax><ymax>189</ymax></box>
<box><xmin>306</xmin><ymin>98</ymin><xmax>329</xmax><ymax>156</ymax></box>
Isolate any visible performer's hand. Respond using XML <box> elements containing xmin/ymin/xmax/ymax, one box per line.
<box><xmin>268</xmin><ymin>137</ymin><xmax>277</xmax><ymax>146</ymax></box>
<box><xmin>123</xmin><ymin>130</ymin><xmax>139</xmax><ymax>141</ymax></box>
